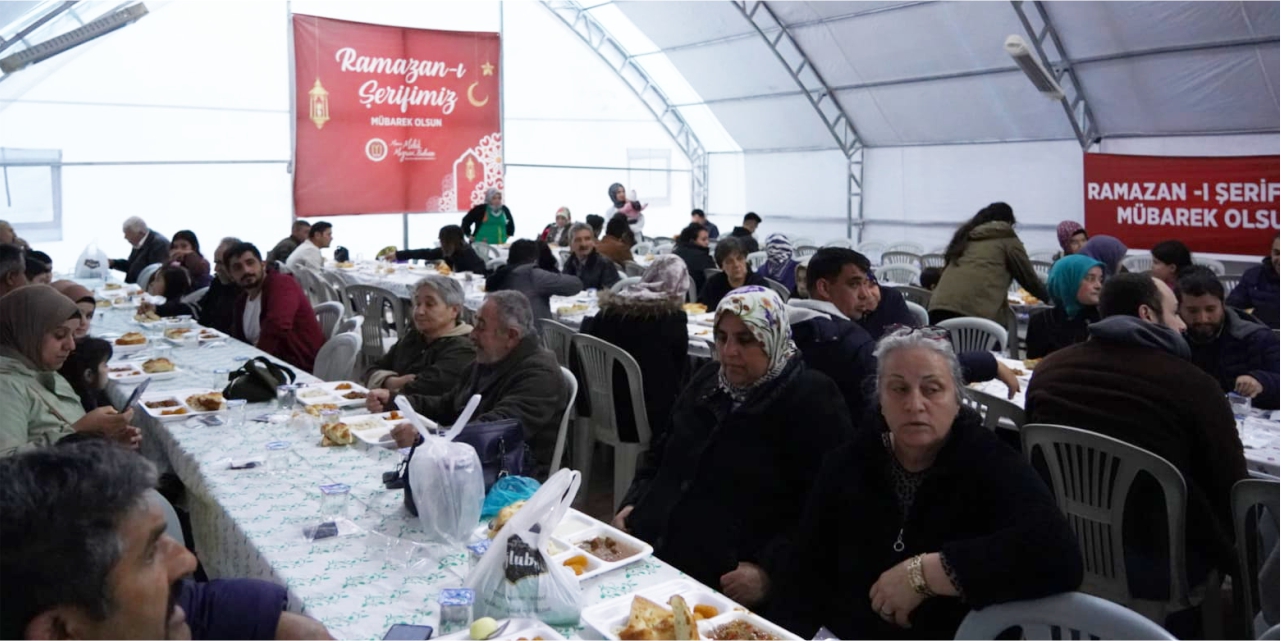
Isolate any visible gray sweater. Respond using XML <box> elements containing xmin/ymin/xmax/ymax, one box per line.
<box><xmin>486</xmin><ymin>263</ymin><xmax>583</xmax><ymax>321</ymax></box>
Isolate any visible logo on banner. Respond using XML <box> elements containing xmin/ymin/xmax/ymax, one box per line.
<box><xmin>365</xmin><ymin>138</ymin><xmax>388</xmax><ymax>162</ymax></box>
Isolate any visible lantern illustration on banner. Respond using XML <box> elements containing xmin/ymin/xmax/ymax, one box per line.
<box><xmin>309</xmin><ymin>78</ymin><xmax>330</xmax><ymax>130</ymax></box>
<box><xmin>456</xmin><ymin>150</ymin><xmax>483</xmax><ymax>210</ymax></box>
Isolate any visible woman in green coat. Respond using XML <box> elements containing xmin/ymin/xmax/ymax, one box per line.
<box><xmin>928</xmin><ymin>202</ymin><xmax>1051</xmax><ymax>329</ymax></box>
<box><xmin>0</xmin><ymin>285</ymin><xmax>139</xmax><ymax>457</ymax></box>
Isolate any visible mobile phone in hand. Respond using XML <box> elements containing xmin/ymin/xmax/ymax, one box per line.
<box><xmin>383</xmin><ymin>624</ymin><xmax>433</xmax><ymax>640</ymax></box>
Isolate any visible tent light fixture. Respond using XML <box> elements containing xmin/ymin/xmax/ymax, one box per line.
<box><xmin>1005</xmin><ymin>34</ymin><xmax>1065</xmax><ymax>100</ymax></box>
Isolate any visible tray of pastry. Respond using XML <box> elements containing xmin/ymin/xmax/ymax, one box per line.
<box><xmin>138</xmin><ymin>389</ymin><xmax>226</xmax><ymax>422</ymax></box>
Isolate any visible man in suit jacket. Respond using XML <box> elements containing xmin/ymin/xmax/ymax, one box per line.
<box><xmin>109</xmin><ymin>216</ymin><xmax>170</xmax><ymax>284</ymax></box>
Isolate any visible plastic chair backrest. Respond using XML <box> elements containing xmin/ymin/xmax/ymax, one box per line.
<box><xmin>549</xmin><ymin>366</ymin><xmax>578</xmax><ymax>473</ymax></box>
<box><xmin>1219</xmin><ymin>276</ymin><xmax>1241</xmax><ymax>295</ymax></box>
<box><xmin>905</xmin><ymin>301</ymin><xmax>929</xmax><ymax>327</ymax></box>
<box><xmin>314</xmin><ymin>301</ymin><xmax>345</xmax><ymax>340</ymax></box>
<box><xmin>571</xmin><ymin>333</ymin><xmax>651</xmax><ymax>447</ymax></box>
<box><xmin>148</xmin><ymin>489</ymin><xmax>185</xmax><ymax>548</ymax></box>
<box><xmin>920</xmin><ymin>253</ymin><xmax>946</xmax><ymax>268</ymax></box>
<box><xmin>1233</xmin><ymin>479</ymin><xmax>1280</xmax><ymax>630</ymax></box>
<box><xmin>181</xmin><ymin>287</ymin><xmax>208</xmax><ymax>306</ymax></box>
<box><xmin>1194</xmin><ymin>256</ymin><xmax>1226</xmax><ymax>275</ymax></box>
<box><xmin>1021</xmin><ymin>423</ymin><xmax>1190</xmax><ymax>608</ymax></box>
<box><xmin>897</xmin><ymin>285</ymin><xmax>932</xmax><ymax>308</ymax></box>
<box><xmin>746</xmin><ymin>251</ymin><xmax>768</xmax><ymax>272</ymax></box>
<box><xmin>953</xmin><ymin>591</ymin><xmax>1177</xmax><ymax>640</ymax></box>
<box><xmin>878</xmin><ymin>264</ymin><xmax>921</xmax><ymax>286</ymax></box>
<box><xmin>887</xmin><ymin>241</ymin><xmax>924</xmax><ymax>254</ymax></box>
<box><xmin>824</xmin><ymin>238</ymin><xmax>853</xmax><ymax>248</ymax></box>
<box><xmin>318</xmin><ymin>271</ymin><xmax>347</xmax><ymax>303</ymax></box>
<box><xmin>793</xmin><ymin>245</ymin><xmax>820</xmax><ymax>259</ymax></box>
<box><xmin>136</xmin><ymin>263</ymin><xmax>162</xmax><ymax>293</ymax></box>
<box><xmin>486</xmin><ymin>258</ymin><xmax>507</xmax><ymax>271</ymax></box>
<box><xmin>685</xmin><ymin>273</ymin><xmax>698</xmax><ymax>303</ymax></box>
<box><xmin>623</xmin><ymin>261</ymin><xmax>646</xmax><ymax>277</ymax></box>
<box><xmin>344</xmin><ymin>284</ymin><xmax>404</xmax><ymax>357</ymax></box>
<box><xmin>1029</xmin><ymin>249</ymin><xmax>1058</xmax><ymax>262</ymax></box>
<box><xmin>962</xmin><ymin>388</ymin><xmax>1025</xmax><ymax>432</ymax></box>
<box><xmin>474</xmin><ymin>242</ymin><xmax>499</xmax><ymax>260</ymax></box>
<box><xmin>763</xmin><ymin>277</ymin><xmax>790</xmax><ymax>302</ymax></box>
<box><xmin>654</xmin><ymin>245</ymin><xmax>674</xmax><ymax>255</ymax></box>
<box><xmin>1122</xmin><ymin>255</ymin><xmax>1152</xmax><ymax>273</ymax></box>
<box><xmin>337</xmin><ymin>315</ymin><xmax>364</xmax><ymax>336</ymax></box>
<box><xmin>313</xmin><ymin>331</ymin><xmax>362</xmax><ymax>382</ymax></box>
<box><xmin>938</xmin><ymin>317</ymin><xmax>1007</xmax><ymax>353</ymax></box>
<box><xmin>632</xmin><ymin>241</ymin><xmax>653</xmax><ymax>255</ymax></box>
<box><xmin>274</xmin><ymin>260</ymin><xmax>291</xmax><ymax>275</ymax></box>
<box><xmin>611</xmin><ymin>276</ymin><xmax>642</xmax><ymax>293</ymax></box>
<box><xmin>539</xmin><ymin>318</ymin><xmax>576</xmax><ymax>369</ymax></box>
<box><xmin>1031</xmin><ymin>260</ymin><xmax>1053</xmax><ymax>281</ymax></box>
<box><xmin>880</xmin><ymin>250</ymin><xmax>921</xmax><ymax>266</ymax></box>
<box><xmin>790</xmin><ymin>237</ymin><xmax>815</xmax><ymax>247</ymax></box>
<box><xmin>857</xmin><ymin>241</ymin><xmax>885</xmax><ymax>253</ymax></box>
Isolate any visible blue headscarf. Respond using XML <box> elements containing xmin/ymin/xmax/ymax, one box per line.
<box><xmin>1079</xmin><ymin>235</ymin><xmax>1127</xmax><ymax>276</ymax></box>
<box><xmin>1047</xmin><ymin>254</ymin><xmax>1104</xmax><ymax>319</ymax></box>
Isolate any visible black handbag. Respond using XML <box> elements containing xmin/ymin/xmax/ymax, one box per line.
<box><xmin>401</xmin><ymin>419</ymin><xmax>530</xmax><ymax>516</ymax></box>
<box><xmin>222</xmin><ymin>357</ymin><xmax>296</xmax><ymax>403</ymax></box>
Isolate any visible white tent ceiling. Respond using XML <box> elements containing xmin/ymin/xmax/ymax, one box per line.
<box><xmin>613</xmin><ymin>0</ymin><xmax>1280</xmax><ymax>150</ymax></box>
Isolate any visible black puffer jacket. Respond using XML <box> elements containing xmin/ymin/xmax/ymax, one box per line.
<box><xmin>562</xmin><ymin>251</ymin><xmax>621</xmax><ymax>291</ymax></box>
<box><xmin>769</xmin><ymin>409</ymin><xmax>1083</xmax><ymax>639</ymax></box>
<box><xmin>673</xmin><ymin>242</ymin><xmax>716</xmax><ymax>295</ymax></box>
<box><xmin>394</xmin><ymin>245</ymin><xmax>487</xmax><ymax>275</ymax></box>
<box><xmin>619</xmin><ymin>358</ymin><xmax>853</xmax><ymax>591</ymax></box>
<box><xmin>1025</xmin><ymin>305</ymin><xmax>1099</xmax><ymax>359</ymax></box>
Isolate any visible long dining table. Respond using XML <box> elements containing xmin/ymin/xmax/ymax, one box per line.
<box><xmin>82</xmin><ymin>282</ymin><xmax>728</xmax><ymax>640</ymax></box>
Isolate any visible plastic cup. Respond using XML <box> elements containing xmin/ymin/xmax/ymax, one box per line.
<box><xmin>320</xmin><ymin>409</ymin><xmax>342</xmax><ymax>427</ymax></box>
<box><xmin>226</xmin><ymin>399</ymin><xmax>247</xmax><ymax>427</ymax></box>
<box><xmin>319</xmin><ymin>483</ymin><xmax>350</xmax><ymax>517</ymax></box>
<box><xmin>265</xmin><ymin>441</ymin><xmax>290</xmax><ymax>474</ymax></box>
<box><xmin>211</xmin><ymin>368</ymin><xmax>230</xmax><ymax>391</ymax></box>
<box><xmin>276</xmin><ymin>384</ymin><xmax>297</xmax><ymax>410</ymax></box>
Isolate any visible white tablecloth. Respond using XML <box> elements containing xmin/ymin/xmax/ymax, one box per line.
<box><xmin>970</xmin><ymin>357</ymin><xmax>1280</xmax><ymax>478</ymax></box>
<box><xmin>89</xmin><ymin>304</ymin><xmax>704</xmax><ymax>640</ymax></box>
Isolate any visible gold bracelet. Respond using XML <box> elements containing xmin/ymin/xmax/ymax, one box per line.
<box><xmin>907</xmin><ymin>554</ymin><xmax>936</xmax><ymax>597</ymax></box>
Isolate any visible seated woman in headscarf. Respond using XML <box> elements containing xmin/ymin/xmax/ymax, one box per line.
<box><xmin>1054</xmin><ymin>221</ymin><xmax>1087</xmax><ymax>261</ymax></box>
<box><xmin>540</xmin><ymin>207</ymin><xmax>573</xmax><ymax>247</ymax></box>
<box><xmin>50</xmin><ymin>280</ymin><xmax>97</xmax><ymax>339</ymax></box>
<box><xmin>1078</xmin><ymin>234</ymin><xmax>1128</xmax><ymax>277</ymax></box>
<box><xmin>769</xmin><ymin>326</ymin><xmax>1082</xmax><ymax>639</ymax></box>
<box><xmin>0</xmin><ymin>286</ymin><xmax>141</xmax><ymax>457</ymax></box>
<box><xmin>580</xmin><ymin>255</ymin><xmax>692</xmax><ymax>447</ymax></box>
<box><xmin>1026</xmin><ymin>255</ymin><xmax>1104</xmax><ymax>359</ymax></box>
<box><xmin>139</xmin><ymin>265</ymin><xmax>199</xmax><ymax>319</ymax></box>
<box><xmin>612</xmin><ymin>286</ymin><xmax>853</xmax><ymax>608</ymax></box>
<box><xmin>169</xmin><ymin>230</ymin><xmax>212</xmax><ymax>288</ymax></box>
<box><xmin>757</xmin><ymin>233</ymin><xmax>800</xmax><ymax>294</ymax></box>
<box><xmin>462</xmin><ymin>188</ymin><xmax>515</xmax><ymax>245</ymax></box>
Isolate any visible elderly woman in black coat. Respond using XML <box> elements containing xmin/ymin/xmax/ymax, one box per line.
<box><xmin>770</xmin><ymin>325</ymin><xmax>1082</xmax><ymax>639</ymax></box>
<box><xmin>612</xmin><ymin>286</ymin><xmax>853</xmax><ymax>609</ymax></box>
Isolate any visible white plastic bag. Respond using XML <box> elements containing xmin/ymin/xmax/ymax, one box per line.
<box><xmin>464</xmin><ymin>468</ymin><xmax>583</xmax><ymax>626</ymax></box>
<box><xmin>403</xmin><ymin>395</ymin><xmax>485</xmax><ymax>548</ymax></box>
<box><xmin>74</xmin><ymin>243</ymin><xmax>111</xmax><ymax>279</ymax></box>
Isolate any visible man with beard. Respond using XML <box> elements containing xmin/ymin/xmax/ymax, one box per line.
<box><xmin>0</xmin><ymin>440</ymin><xmax>331</xmax><ymax>639</ymax></box>
<box><xmin>226</xmin><ymin>242</ymin><xmax>324</xmax><ymax>373</ymax></box>
<box><xmin>1178</xmin><ymin>266</ymin><xmax>1279</xmax><ymax>410</ymax></box>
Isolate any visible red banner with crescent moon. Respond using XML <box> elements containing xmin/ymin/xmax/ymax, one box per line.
<box><xmin>292</xmin><ymin>14</ymin><xmax>502</xmax><ymax>217</ymax></box>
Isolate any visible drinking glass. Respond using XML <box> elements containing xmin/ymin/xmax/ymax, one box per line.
<box><xmin>226</xmin><ymin>399</ymin><xmax>247</xmax><ymax>427</ymax></box>
<box><xmin>211</xmin><ymin>368</ymin><xmax>230</xmax><ymax>391</ymax></box>
<box><xmin>265</xmin><ymin>441</ymin><xmax>290</xmax><ymax>475</ymax></box>
<box><xmin>276</xmin><ymin>384</ymin><xmax>297</xmax><ymax>410</ymax></box>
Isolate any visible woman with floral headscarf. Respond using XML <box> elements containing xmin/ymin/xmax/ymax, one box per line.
<box><xmin>1026</xmin><ymin>254</ymin><xmax>1104</xmax><ymax>359</ymax></box>
<box><xmin>582</xmin><ymin>254</ymin><xmax>692</xmax><ymax>446</ymax></box>
<box><xmin>612</xmin><ymin>285</ymin><xmax>854</xmax><ymax>609</ymax></box>
<box><xmin>1055</xmin><ymin>221</ymin><xmax>1087</xmax><ymax>260</ymax></box>
<box><xmin>461</xmin><ymin>188</ymin><xmax>515</xmax><ymax>245</ymax></box>
<box><xmin>757</xmin><ymin>233</ymin><xmax>800</xmax><ymax>294</ymax></box>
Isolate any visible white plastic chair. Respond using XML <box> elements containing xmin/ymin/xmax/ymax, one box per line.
<box><xmin>622</xmin><ymin>261</ymin><xmax>646</xmax><ymax>277</ymax></box>
<box><xmin>318</xmin><ymin>270</ymin><xmax>348</xmax><ymax>304</ymax></box>
<box><xmin>746</xmin><ymin>251</ymin><xmax>768</xmax><ymax>272</ymax></box>
<box><xmin>920</xmin><ymin>253</ymin><xmax>946</xmax><ymax>269</ymax></box>
<box><xmin>473</xmin><ymin>242</ymin><xmax>500</xmax><ymax>260</ymax></box>
<box><xmin>539</xmin><ymin>318</ymin><xmax>577</xmax><ymax>369</ymax></box>
<box><xmin>1031</xmin><ymin>260</ymin><xmax>1053</xmax><ymax>282</ymax></box>
<box><xmin>793</xmin><ymin>245</ymin><xmax>820</xmax><ymax>259</ymax></box>
<box><xmin>571</xmin><ymin>333</ymin><xmax>652</xmax><ymax>512</ymax></box>
<box><xmin>314</xmin><ymin>301</ymin><xmax>344</xmax><ymax>340</ymax></box>
<box><xmin>880</xmin><ymin>250</ymin><xmax>921</xmax><ymax>266</ymax></box>
<box><xmin>180</xmin><ymin>287</ymin><xmax>208</xmax><ymax>306</ymax></box>
<box><xmin>954</xmin><ymin>591</ymin><xmax>1177</xmax><ymax>640</ymax></box>
<box><xmin>1022</xmin><ymin>423</ymin><xmax>1219</xmax><ymax>632</ymax></box>
<box><xmin>938</xmin><ymin>317</ymin><xmax>1007</xmax><ymax>353</ymax></box>
<box><xmin>549</xmin><ymin>366</ymin><xmax>578</xmax><ymax>474</ymax></box>
<box><xmin>763</xmin><ymin>277</ymin><xmax>790</xmax><ymax>302</ymax></box>
<box><xmin>337</xmin><ymin>315</ymin><xmax>363</xmax><ymax>336</ymax></box>
<box><xmin>611</xmin><ymin>276</ymin><xmax>641</xmax><ymax>294</ymax></box>
<box><xmin>897</xmin><ymin>285</ymin><xmax>932</xmax><ymax>308</ymax></box>
<box><xmin>632</xmin><ymin>241</ymin><xmax>653</xmax><ymax>256</ymax></box>
<box><xmin>824</xmin><ymin>238</ymin><xmax>853</xmax><ymax>248</ymax></box>
<box><xmin>685</xmin><ymin>273</ymin><xmax>698</xmax><ymax>304</ymax></box>
<box><xmin>136</xmin><ymin>263</ymin><xmax>163</xmax><ymax>292</ymax></box>
<box><xmin>878</xmin><ymin>264</ymin><xmax>921</xmax><ymax>286</ymax></box>
<box><xmin>790</xmin><ymin>237</ymin><xmax>815</xmax><ymax>248</ymax></box>
<box><xmin>313</xmin><ymin>331</ymin><xmax>362</xmax><ymax>382</ymax></box>
<box><xmin>344</xmin><ymin>284</ymin><xmax>406</xmax><ymax>365</ymax></box>
<box><xmin>962</xmin><ymin>387</ymin><xmax>1025</xmax><ymax>433</ymax></box>
<box><xmin>486</xmin><ymin>258</ymin><xmax>506</xmax><ymax>271</ymax></box>
<box><xmin>1219</xmin><ymin>276</ymin><xmax>1241</xmax><ymax>296</ymax></box>
<box><xmin>887</xmin><ymin>241</ymin><xmax>924</xmax><ymax>254</ymax></box>
<box><xmin>653</xmin><ymin>245</ymin><xmax>674</xmax><ymax>255</ymax></box>
<box><xmin>1233</xmin><ymin>479</ymin><xmax>1280</xmax><ymax>635</ymax></box>
<box><xmin>1122</xmin><ymin>255</ymin><xmax>1153</xmax><ymax>273</ymax></box>
<box><xmin>857</xmin><ymin>241</ymin><xmax>886</xmax><ymax>255</ymax></box>
<box><xmin>1194</xmin><ymin>256</ymin><xmax>1227</xmax><ymax>275</ymax></box>
<box><xmin>905</xmin><ymin>301</ymin><xmax>929</xmax><ymax>327</ymax></box>
<box><xmin>1029</xmin><ymin>249</ymin><xmax>1059</xmax><ymax>263</ymax></box>
<box><xmin>291</xmin><ymin>268</ymin><xmax>323</xmax><ymax>305</ymax></box>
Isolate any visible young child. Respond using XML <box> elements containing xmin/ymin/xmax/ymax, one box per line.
<box><xmin>58</xmin><ymin>337</ymin><xmax>114</xmax><ymax>412</ymax></box>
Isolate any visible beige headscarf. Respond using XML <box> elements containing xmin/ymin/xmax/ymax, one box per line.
<box><xmin>50</xmin><ymin>280</ymin><xmax>95</xmax><ymax>305</ymax></box>
<box><xmin>0</xmin><ymin>285</ymin><xmax>82</xmax><ymax>370</ymax></box>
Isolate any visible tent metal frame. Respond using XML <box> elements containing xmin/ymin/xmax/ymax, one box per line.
<box><xmin>1010</xmin><ymin>0</ymin><xmax>1100</xmax><ymax>150</ymax></box>
<box><xmin>733</xmin><ymin>0</ymin><xmax>865</xmax><ymax>240</ymax></box>
<box><xmin>541</xmin><ymin>0</ymin><xmax>709</xmax><ymax>210</ymax></box>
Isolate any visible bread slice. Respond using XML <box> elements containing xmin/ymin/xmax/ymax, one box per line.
<box><xmin>669</xmin><ymin>595</ymin><xmax>698</xmax><ymax>640</ymax></box>
<box><xmin>618</xmin><ymin>596</ymin><xmax>674</xmax><ymax>640</ymax></box>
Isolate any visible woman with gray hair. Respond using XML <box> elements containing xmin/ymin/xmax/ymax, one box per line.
<box><xmin>770</xmin><ymin>325</ymin><xmax>1082</xmax><ymax>639</ymax></box>
<box><xmin>461</xmin><ymin>187</ymin><xmax>515</xmax><ymax>245</ymax></box>
<box><xmin>364</xmin><ymin>275</ymin><xmax>478</xmax><ymax>412</ymax></box>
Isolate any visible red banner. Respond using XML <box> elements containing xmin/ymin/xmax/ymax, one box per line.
<box><xmin>1083</xmin><ymin>153</ymin><xmax>1279</xmax><ymax>255</ymax></box>
<box><xmin>292</xmin><ymin>15</ymin><xmax>502</xmax><ymax>217</ymax></box>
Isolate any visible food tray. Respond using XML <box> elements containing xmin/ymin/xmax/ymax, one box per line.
<box><xmin>296</xmin><ymin>381</ymin><xmax>371</xmax><ymax>408</ymax></box>
<box><xmin>478</xmin><ymin>508</ymin><xmax>653</xmax><ymax>584</ymax></box>
<box><xmin>111</xmin><ymin>336</ymin><xmax>150</xmax><ymax>355</ymax></box>
<box><xmin>686</xmin><ymin>325</ymin><xmax>713</xmax><ymax>340</ymax></box>
<box><xmin>580</xmin><ymin>578</ymin><xmax>785</xmax><ymax>641</ymax></box>
<box><xmin>137</xmin><ymin>389</ymin><xmax>226</xmax><ymax>422</ymax></box>
<box><xmin>689</xmin><ymin>312</ymin><xmax>717</xmax><ymax>327</ymax></box>
<box><xmin>434</xmin><ymin>618</ymin><xmax>566</xmax><ymax>640</ymax></box>
<box><xmin>340</xmin><ymin>414</ymin><xmax>396</xmax><ymax>446</ymax></box>
<box><xmin>106</xmin><ymin>362</ymin><xmax>148</xmax><ymax>385</ymax></box>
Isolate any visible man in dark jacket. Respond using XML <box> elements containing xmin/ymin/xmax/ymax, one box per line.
<box><xmin>1226</xmin><ymin>236</ymin><xmax>1279</xmax><ymax>329</ymax></box>
<box><xmin>1026</xmin><ymin>273</ymin><xmax>1248</xmax><ymax>598</ymax></box>
<box><xmin>790</xmin><ymin>248</ymin><xmax>1017</xmax><ymax>428</ymax></box>
<box><xmin>1178</xmin><ymin>267</ymin><xmax>1279</xmax><ymax>409</ymax></box>
<box><xmin>194</xmin><ymin>237</ymin><xmax>243</xmax><ymax>334</ymax></box>
<box><xmin>561</xmin><ymin>222</ymin><xmax>621</xmax><ymax>291</ymax></box>
<box><xmin>728</xmin><ymin>212</ymin><xmax>761</xmax><ymax>254</ymax></box>
<box><xmin>265</xmin><ymin>220</ymin><xmax>310</xmax><ymax>266</ymax></box>
<box><xmin>389</xmin><ymin>291</ymin><xmax>568</xmax><ymax>475</ymax></box>
<box><xmin>226</xmin><ymin>242</ymin><xmax>325</xmax><ymax>373</ymax></box>
<box><xmin>109</xmin><ymin>216</ymin><xmax>170</xmax><ymax>284</ymax></box>
<box><xmin>858</xmin><ymin>273</ymin><xmax>916</xmax><ymax>340</ymax></box>
<box><xmin>673</xmin><ymin>223</ymin><xmax>715</xmax><ymax>295</ymax></box>
<box><xmin>394</xmin><ymin>225</ymin><xmax>487</xmax><ymax>274</ymax></box>
<box><xmin>691</xmin><ymin>209</ymin><xmax>719</xmax><ymax>239</ymax></box>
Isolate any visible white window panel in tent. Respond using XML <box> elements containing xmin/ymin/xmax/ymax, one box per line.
<box><xmin>1076</xmin><ymin>45</ymin><xmax>1280</xmax><ymax>136</ymax></box>
<box><xmin>706</xmin><ymin>93</ymin><xmax>844</xmax><ymax>151</ymax></box>
<box><xmin>613</xmin><ymin>0</ymin><xmax>758</xmax><ymax>51</ymax></box>
<box><xmin>787</xmin><ymin>1</ymin><xmax>1026</xmax><ymax>87</ymax></box>
<box><xmin>1041</xmin><ymin>1</ymin><xmax>1279</xmax><ymax>61</ymax></box>
<box><xmin>663</xmin><ymin>37</ymin><xmax>810</xmax><ymax>103</ymax></box>
<box><xmin>834</xmin><ymin>71</ymin><xmax>1076</xmax><ymax>146</ymax></box>
<box><xmin>767</xmin><ymin>1</ymin><xmax>923</xmax><ymax>27</ymax></box>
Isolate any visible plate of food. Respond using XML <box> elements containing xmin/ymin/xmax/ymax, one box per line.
<box><xmin>139</xmin><ymin>357</ymin><xmax>181</xmax><ymax>380</ymax></box>
<box><xmin>339</xmin><ymin>413</ymin><xmax>396</xmax><ymax>446</ymax></box>
<box><xmin>138</xmin><ymin>390</ymin><xmax>226</xmax><ymax>422</ymax></box>
<box><xmin>479</xmin><ymin>507</ymin><xmax>652</xmax><ymax>584</ymax></box>
<box><xmin>334</xmin><ymin>261</ymin><xmax>356</xmax><ymax>269</ymax></box>
<box><xmin>112</xmin><ymin>332</ymin><xmax>149</xmax><ymax>354</ymax></box>
<box><xmin>319</xmin><ymin>381</ymin><xmax>372</xmax><ymax>407</ymax></box>
<box><xmin>111</xmin><ymin>296</ymin><xmax>140</xmax><ymax>310</ymax></box>
<box><xmin>581</xmin><ymin>577</ymin><xmax>782</xmax><ymax>641</ymax></box>
<box><xmin>133</xmin><ymin>310</ymin><xmax>164</xmax><ymax>325</ymax></box>
<box><xmin>555</xmin><ymin>302</ymin><xmax>591</xmax><ymax>317</ymax></box>
<box><xmin>689</xmin><ymin>312</ymin><xmax>717</xmax><ymax>327</ymax></box>
<box><xmin>162</xmin><ymin>327</ymin><xmax>199</xmax><ymax>344</ymax></box>
<box><xmin>681</xmin><ymin>302</ymin><xmax>708</xmax><ymax>315</ymax></box>
<box><xmin>106</xmin><ymin>362</ymin><xmax>148</xmax><ymax>385</ymax></box>
<box><xmin>195</xmin><ymin>327</ymin><xmax>228</xmax><ymax>343</ymax></box>
<box><xmin>687</xmin><ymin>326</ymin><xmax>713</xmax><ymax>340</ymax></box>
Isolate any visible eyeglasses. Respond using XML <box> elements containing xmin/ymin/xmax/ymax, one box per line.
<box><xmin>885</xmin><ymin>324</ymin><xmax>952</xmax><ymax>343</ymax></box>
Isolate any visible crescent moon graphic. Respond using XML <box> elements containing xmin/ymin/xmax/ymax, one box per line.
<box><xmin>467</xmin><ymin>82</ymin><xmax>489</xmax><ymax>108</ymax></box>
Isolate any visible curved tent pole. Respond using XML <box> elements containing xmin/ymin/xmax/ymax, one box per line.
<box><xmin>732</xmin><ymin>1</ymin><xmax>865</xmax><ymax>241</ymax></box>
<box><xmin>540</xmin><ymin>1</ymin><xmax>709</xmax><ymax>211</ymax></box>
